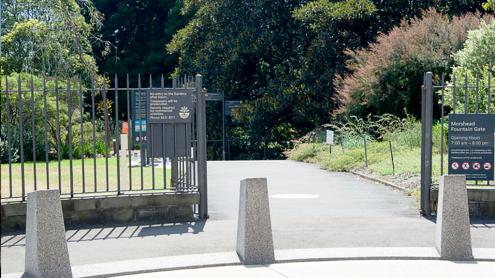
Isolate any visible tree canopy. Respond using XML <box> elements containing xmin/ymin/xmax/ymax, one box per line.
<box><xmin>334</xmin><ymin>9</ymin><xmax>492</xmax><ymax>119</ymax></box>
<box><xmin>454</xmin><ymin>20</ymin><xmax>495</xmax><ymax>69</ymax></box>
<box><xmin>167</xmin><ymin>0</ymin><xmax>488</xmax><ymax>158</ymax></box>
<box><xmin>1</xmin><ymin>0</ymin><xmax>102</xmax><ymax>78</ymax></box>
<box><xmin>92</xmin><ymin>0</ymin><xmax>190</xmax><ymax>80</ymax></box>
<box><xmin>2</xmin><ymin>0</ymin><xmax>492</xmax><ymax>159</ymax></box>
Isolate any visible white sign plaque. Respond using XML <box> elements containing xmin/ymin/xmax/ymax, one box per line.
<box><xmin>326</xmin><ymin>130</ymin><xmax>334</xmax><ymax>145</ymax></box>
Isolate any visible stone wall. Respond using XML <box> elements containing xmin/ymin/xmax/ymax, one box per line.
<box><xmin>1</xmin><ymin>193</ymin><xmax>199</xmax><ymax>232</ymax></box>
<box><xmin>430</xmin><ymin>187</ymin><xmax>495</xmax><ymax>217</ymax></box>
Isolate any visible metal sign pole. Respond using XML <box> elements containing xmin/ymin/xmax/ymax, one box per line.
<box><xmin>196</xmin><ymin>74</ymin><xmax>208</xmax><ymax>219</ymax></box>
<box><xmin>420</xmin><ymin>72</ymin><xmax>433</xmax><ymax>216</ymax></box>
<box><xmin>222</xmin><ymin>93</ymin><xmax>226</xmax><ymax>160</ymax></box>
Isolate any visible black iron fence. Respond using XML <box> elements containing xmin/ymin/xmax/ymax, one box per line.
<box><xmin>421</xmin><ymin>68</ymin><xmax>495</xmax><ymax>215</ymax></box>
<box><xmin>1</xmin><ymin>74</ymin><xmax>207</xmax><ymax>209</ymax></box>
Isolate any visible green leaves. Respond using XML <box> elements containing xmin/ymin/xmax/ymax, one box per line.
<box><xmin>335</xmin><ymin>9</ymin><xmax>493</xmax><ymax>119</ymax></box>
<box><xmin>1</xmin><ymin>0</ymin><xmax>101</xmax><ymax>79</ymax></box>
<box><xmin>446</xmin><ymin>21</ymin><xmax>495</xmax><ymax>114</ymax></box>
<box><xmin>293</xmin><ymin>0</ymin><xmax>377</xmax><ymax>30</ymax></box>
<box><xmin>454</xmin><ymin>21</ymin><xmax>495</xmax><ymax>69</ymax></box>
<box><xmin>483</xmin><ymin>0</ymin><xmax>495</xmax><ymax>11</ymax></box>
<box><xmin>92</xmin><ymin>0</ymin><xmax>189</xmax><ymax>77</ymax></box>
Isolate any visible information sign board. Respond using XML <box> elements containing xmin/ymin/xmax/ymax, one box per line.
<box><xmin>448</xmin><ymin>114</ymin><xmax>495</xmax><ymax>180</ymax></box>
<box><xmin>147</xmin><ymin>89</ymin><xmax>194</xmax><ymax>123</ymax></box>
<box><xmin>326</xmin><ymin>130</ymin><xmax>334</xmax><ymax>145</ymax></box>
<box><xmin>225</xmin><ymin>100</ymin><xmax>242</xmax><ymax>116</ymax></box>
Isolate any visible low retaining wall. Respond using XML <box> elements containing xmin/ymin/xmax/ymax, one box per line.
<box><xmin>1</xmin><ymin>193</ymin><xmax>199</xmax><ymax>232</ymax></box>
<box><xmin>430</xmin><ymin>187</ymin><xmax>495</xmax><ymax>217</ymax></box>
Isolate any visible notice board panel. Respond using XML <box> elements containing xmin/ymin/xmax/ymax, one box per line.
<box><xmin>448</xmin><ymin>114</ymin><xmax>495</xmax><ymax>180</ymax></box>
<box><xmin>147</xmin><ymin>89</ymin><xmax>194</xmax><ymax>123</ymax></box>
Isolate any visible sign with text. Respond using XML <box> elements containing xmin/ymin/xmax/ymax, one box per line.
<box><xmin>326</xmin><ymin>130</ymin><xmax>333</xmax><ymax>145</ymax></box>
<box><xmin>326</xmin><ymin>130</ymin><xmax>334</xmax><ymax>145</ymax></box>
<box><xmin>147</xmin><ymin>89</ymin><xmax>194</xmax><ymax>123</ymax></box>
<box><xmin>134</xmin><ymin>119</ymin><xmax>147</xmax><ymax>132</ymax></box>
<box><xmin>225</xmin><ymin>100</ymin><xmax>242</xmax><ymax>116</ymax></box>
<box><xmin>448</xmin><ymin>114</ymin><xmax>495</xmax><ymax>181</ymax></box>
<box><xmin>131</xmin><ymin>91</ymin><xmax>148</xmax><ymax>147</ymax></box>
<box><xmin>132</xmin><ymin>91</ymin><xmax>147</xmax><ymax>120</ymax></box>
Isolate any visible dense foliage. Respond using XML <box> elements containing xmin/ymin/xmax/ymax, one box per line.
<box><xmin>454</xmin><ymin>20</ymin><xmax>495</xmax><ymax>69</ymax></box>
<box><xmin>1</xmin><ymin>0</ymin><xmax>102</xmax><ymax>79</ymax></box>
<box><xmin>167</xmin><ymin>0</ymin><xmax>488</xmax><ymax>158</ymax></box>
<box><xmin>2</xmin><ymin>0</ymin><xmax>492</xmax><ymax>160</ymax></box>
<box><xmin>445</xmin><ymin>21</ymin><xmax>495</xmax><ymax>114</ymax></box>
<box><xmin>334</xmin><ymin>9</ymin><xmax>492</xmax><ymax>119</ymax></box>
<box><xmin>92</xmin><ymin>0</ymin><xmax>190</xmax><ymax>80</ymax></box>
<box><xmin>0</xmin><ymin>74</ymin><xmax>113</xmax><ymax>163</ymax></box>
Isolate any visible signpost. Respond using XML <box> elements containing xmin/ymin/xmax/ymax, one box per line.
<box><xmin>131</xmin><ymin>91</ymin><xmax>148</xmax><ymax>165</ymax></box>
<box><xmin>147</xmin><ymin>89</ymin><xmax>194</xmax><ymax>157</ymax></box>
<box><xmin>225</xmin><ymin>100</ymin><xmax>242</xmax><ymax>116</ymax></box>
<box><xmin>148</xmin><ymin>89</ymin><xmax>194</xmax><ymax>123</ymax></box>
<box><xmin>326</xmin><ymin>130</ymin><xmax>334</xmax><ymax>154</ymax></box>
<box><xmin>448</xmin><ymin>114</ymin><xmax>495</xmax><ymax>181</ymax></box>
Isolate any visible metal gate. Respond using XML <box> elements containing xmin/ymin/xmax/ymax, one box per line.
<box><xmin>0</xmin><ymin>73</ymin><xmax>208</xmax><ymax>219</ymax></box>
<box><xmin>420</xmin><ymin>69</ymin><xmax>494</xmax><ymax>216</ymax></box>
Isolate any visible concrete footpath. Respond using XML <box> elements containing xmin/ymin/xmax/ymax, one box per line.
<box><xmin>121</xmin><ymin>260</ymin><xmax>495</xmax><ymax>278</ymax></box>
<box><xmin>3</xmin><ymin>247</ymin><xmax>495</xmax><ymax>278</ymax></box>
<box><xmin>2</xmin><ymin>161</ymin><xmax>495</xmax><ymax>274</ymax></box>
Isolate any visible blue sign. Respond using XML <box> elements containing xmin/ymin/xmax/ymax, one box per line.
<box><xmin>134</xmin><ymin>119</ymin><xmax>147</xmax><ymax>132</ymax></box>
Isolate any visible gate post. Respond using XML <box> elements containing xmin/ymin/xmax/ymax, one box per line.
<box><xmin>421</xmin><ymin>72</ymin><xmax>433</xmax><ymax>216</ymax></box>
<box><xmin>196</xmin><ymin>74</ymin><xmax>208</xmax><ymax>219</ymax></box>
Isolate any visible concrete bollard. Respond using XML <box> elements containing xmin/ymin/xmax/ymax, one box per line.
<box><xmin>236</xmin><ymin>178</ymin><xmax>275</xmax><ymax>265</ymax></box>
<box><xmin>435</xmin><ymin>175</ymin><xmax>473</xmax><ymax>260</ymax></box>
<box><xmin>24</xmin><ymin>190</ymin><xmax>72</xmax><ymax>277</ymax></box>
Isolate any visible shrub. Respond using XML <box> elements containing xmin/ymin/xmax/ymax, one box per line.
<box><xmin>334</xmin><ymin>9</ymin><xmax>493</xmax><ymax>119</ymax></box>
<box><xmin>0</xmin><ymin>126</ymin><xmax>47</xmax><ymax>163</ymax></box>
<box><xmin>0</xmin><ymin>130</ymin><xmax>20</xmax><ymax>163</ymax></box>
<box><xmin>288</xmin><ymin>143</ymin><xmax>324</xmax><ymax>162</ymax></box>
<box><xmin>444</xmin><ymin>21</ymin><xmax>495</xmax><ymax>114</ymax></box>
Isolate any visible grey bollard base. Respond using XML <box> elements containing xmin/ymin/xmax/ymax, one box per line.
<box><xmin>435</xmin><ymin>175</ymin><xmax>473</xmax><ymax>261</ymax></box>
<box><xmin>236</xmin><ymin>178</ymin><xmax>275</xmax><ymax>265</ymax></box>
<box><xmin>24</xmin><ymin>190</ymin><xmax>73</xmax><ymax>278</ymax></box>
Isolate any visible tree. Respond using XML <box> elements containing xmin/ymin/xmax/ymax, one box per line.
<box><xmin>168</xmin><ymin>0</ymin><xmax>491</xmax><ymax>158</ymax></box>
<box><xmin>334</xmin><ymin>9</ymin><xmax>492</xmax><ymax>118</ymax></box>
<box><xmin>483</xmin><ymin>0</ymin><xmax>495</xmax><ymax>11</ymax></box>
<box><xmin>1</xmin><ymin>0</ymin><xmax>102</xmax><ymax>79</ymax></box>
<box><xmin>92</xmin><ymin>0</ymin><xmax>190</xmax><ymax>79</ymax></box>
<box><xmin>1</xmin><ymin>74</ymin><xmax>76</xmax><ymax>162</ymax></box>
<box><xmin>168</xmin><ymin>0</ymin><xmax>310</xmax><ymax>158</ymax></box>
<box><xmin>445</xmin><ymin>20</ymin><xmax>495</xmax><ymax>114</ymax></box>
<box><xmin>454</xmin><ymin>20</ymin><xmax>495</xmax><ymax>69</ymax></box>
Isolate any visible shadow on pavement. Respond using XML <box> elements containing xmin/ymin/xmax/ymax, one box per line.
<box><xmin>1</xmin><ymin>221</ymin><xmax>207</xmax><ymax>248</ymax></box>
<box><xmin>422</xmin><ymin>215</ymin><xmax>495</xmax><ymax>227</ymax></box>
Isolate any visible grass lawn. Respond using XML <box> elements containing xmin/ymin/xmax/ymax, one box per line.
<box><xmin>288</xmin><ymin>142</ymin><xmax>443</xmax><ymax>176</ymax></box>
<box><xmin>1</xmin><ymin>157</ymin><xmax>172</xmax><ymax>199</ymax></box>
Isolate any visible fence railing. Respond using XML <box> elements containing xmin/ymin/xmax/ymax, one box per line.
<box><xmin>1</xmin><ymin>74</ymin><xmax>201</xmax><ymax>202</ymax></box>
<box><xmin>433</xmin><ymin>68</ymin><xmax>494</xmax><ymax>185</ymax></box>
<box><xmin>421</xmin><ymin>67</ymin><xmax>495</xmax><ymax>215</ymax></box>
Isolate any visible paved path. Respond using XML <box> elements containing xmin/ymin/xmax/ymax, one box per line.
<box><xmin>2</xmin><ymin>160</ymin><xmax>494</xmax><ymax>274</ymax></box>
<box><xmin>120</xmin><ymin>260</ymin><xmax>495</xmax><ymax>278</ymax></box>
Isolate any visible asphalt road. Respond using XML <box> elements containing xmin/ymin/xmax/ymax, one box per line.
<box><xmin>208</xmin><ymin>160</ymin><xmax>417</xmax><ymax>220</ymax></box>
<box><xmin>2</xmin><ymin>160</ymin><xmax>494</xmax><ymax>274</ymax></box>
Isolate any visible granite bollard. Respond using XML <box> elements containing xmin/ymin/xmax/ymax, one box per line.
<box><xmin>236</xmin><ymin>178</ymin><xmax>275</xmax><ymax>265</ymax></box>
<box><xmin>24</xmin><ymin>190</ymin><xmax>73</xmax><ymax>277</ymax></box>
<box><xmin>435</xmin><ymin>175</ymin><xmax>473</xmax><ymax>260</ymax></box>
